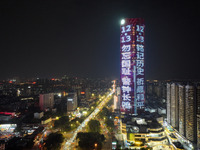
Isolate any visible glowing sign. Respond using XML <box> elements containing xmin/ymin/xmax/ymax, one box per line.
<box><xmin>135</xmin><ymin>23</ymin><xmax>145</xmax><ymax>111</ymax></box>
<box><xmin>68</xmin><ymin>99</ymin><xmax>73</xmax><ymax>101</ymax></box>
<box><xmin>120</xmin><ymin>18</ymin><xmax>145</xmax><ymax>115</ymax></box>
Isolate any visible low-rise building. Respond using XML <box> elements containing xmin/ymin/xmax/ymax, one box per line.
<box><xmin>121</xmin><ymin>116</ymin><xmax>168</xmax><ymax>149</ymax></box>
<box><xmin>34</xmin><ymin>112</ymin><xmax>44</xmax><ymax>119</ymax></box>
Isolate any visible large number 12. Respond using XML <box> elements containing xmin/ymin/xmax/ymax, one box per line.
<box><xmin>121</xmin><ymin>25</ymin><xmax>131</xmax><ymax>33</ymax></box>
<box><xmin>136</xmin><ymin>25</ymin><xmax>144</xmax><ymax>32</ymax></box>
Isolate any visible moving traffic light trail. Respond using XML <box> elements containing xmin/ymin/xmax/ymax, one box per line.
<box><xmin>63</xmin><ymin>83</ymin><xmax>115</xmax><ymax>150</ymax></box>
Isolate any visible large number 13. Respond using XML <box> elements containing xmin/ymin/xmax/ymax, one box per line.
<box><xmin>122</xmin><ymin>36</ymin><xmax>131</xmax><ymax>43</ymax></box>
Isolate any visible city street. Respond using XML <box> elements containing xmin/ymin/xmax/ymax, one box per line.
<box><xmin>99</xmin><ymin>119</ymin><xmax>112</xmax><ymax>150</ymax></box>
<box><xmin>62</xmin><ymin>89</ymin><xmax>114</xmax><ymax>150</ymax></box>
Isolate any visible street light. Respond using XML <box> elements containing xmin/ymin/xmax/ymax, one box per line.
<box><xmin>94</xmin><ymin>143</ymin><xmax>97</xmax><ymax>149</ymax></box>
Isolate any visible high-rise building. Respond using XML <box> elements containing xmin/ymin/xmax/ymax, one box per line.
<box><xmin>167</xmin><ymin>82</ymin><xmax>199</xmax><ymax>146</ymax></box>
<box><xmin>167</xmin><ymin>83</ymin><xmax>179</xmax><ymax>129</ymax></box>
<box><xmin>167</xmin><ymin>83</ymin><xmax>171</xmax><ymax>124</ymax></box>
<box><xmin>114</xmin><ymin>87</ymin><xmax>121</xmax><ymax>112</ymax></box>
<box><xmin>185</xmin><ymin>85</ymin><xmax>196</xmax><ymax>142</ymax></box>
<box><xmin>170</xmin><ymin>83</ymin><xmax>179</xmax><ymax>129</ymax></box>
<box><xmin>67</xmin><ymin>93</ymin><xmax>78</xmax><ymax>113</ymax></box>
<box><xmin>114</xmin><ymin>95</ymin><xmax>118</xmax><ymax>110</ymax></box>
<box><xmin>146</xmin><ymin>81</ymin><xmax>153</xmax><ymax>96</ymax></box>
<box><xmin>39</xmin><ymin>93</ymin><xmax>54</xmax><ymax>111</ymax></box>
<box><xmin>197</xmin><ymin>115</ymin><xmax>200</xmax><ymax>148</ymax></box>
<box><xmin>120</xmin><ymin>18</ymin><xmax>145</xmax><ymax>115</ymax></box>
<box><xmin>196</xmin><ymin>85</ymin><xmax>200</xmax><ymax>148</ymax></box>
<box><xmin>197</xmin><ymin>85</ymin><xmax>200</xmax><ymax>115</ymax></box>
<box><xmin>178</xmin><ymin>84</ymin><xmax>185</xmax><ymax>136</ymax></box>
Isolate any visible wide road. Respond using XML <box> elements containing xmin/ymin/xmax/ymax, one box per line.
<box><xmin>63</xmin><ymin>90</ymin><xmax>114</xmax><ymax>150</ymax></box>
<box><xmin>99</xmin><ymin>119</ymin><xmax>112</xmax><ymax>150</ymax></box>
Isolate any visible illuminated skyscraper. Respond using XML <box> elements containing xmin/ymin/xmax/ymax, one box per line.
<box><xmin>167</xmin><ymin>83</ymin><xmax>179</xmax><ymax>129</ymax></box>
<box><xmin>197</xmin><ymin>115</ymin><xmax>200</xmax><ymax>148</ymax></box>
<box><xmin>170</xmin><ymin>83</ymin><xmax>179</xmax><ymax>129</ymax></box>
<box><xmin>167</xmin><ymin>82</ymin><xmax>199</xmax><ymax>146</ymax></box>
<box><xmin>167</xmin><ymin>83</ymin><xmax>171</xmax><ymax>124</ymax></box>
<box><xmin>196</xmin><ymin>85</ymin><xmax>200</xmax><ymax>148</ymax></box>
<box><xmin>185</xmin><ymin>85</ymin><xmax>196</xmax><ymax>142</ymax></box>
<box><xmin>120</xmin><ymin>18</ymin><xmax>145</xmax><ymax>115</ymax></box>
<box><xmin>178</xmin><ymin>84</ymin><xmax>185</xmax><ymax>136</ymax></box>
<box><xmin>115</xmin><ymin>87</ymin><xmax>121</xmax><ymax>111</ymax></box>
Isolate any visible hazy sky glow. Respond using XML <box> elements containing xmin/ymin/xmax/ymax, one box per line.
<box><xmin>0</xmin><ymin>0</ymin><xmax>200</xmax><ymax>80</ymax></box>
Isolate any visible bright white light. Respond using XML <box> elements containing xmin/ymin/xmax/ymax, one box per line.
<box><xmin>68</xmin><ymin>98</ymin><xmax>73</xmax><ymax>101</ymax></box>
<box><xmin>58</xmin><ymin>93</ymin><xmax>61</xmax><ymax>97</ymax></box>
<box><xmin>121</xmin><ymin>19</ymin><xmax>125</xmax><ymax>25</ymax></box>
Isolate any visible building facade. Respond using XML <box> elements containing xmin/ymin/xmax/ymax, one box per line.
<box><xmin>178</xmin><ymin>84</ymin><xmax>185</xmax><ymax>136</ymax></box>
<box><xmin>167</xmin><ymin>82</ymin><xmax>200</xmax><ymax>146</ymax></box>
<box><xmin>67</xmin><ymin>93</ymin><xmax>78</xmax><ymax>113</ymax></box>
<box><xmin>39</xmin><ymin>93</ymin><xmax>54</xmax><ymax>111</ymax></box>
<box><xmin>170</xmin><ymin>83</ymin><xmax>179</xmax><ymax>129</ymax></box>
<box><xmin>120</xmin><ymin>18</ymin><xmax>145</xmax><ymax>115</ymax></box>
<box><xmin>185</xmin><ymin>85</ymin><xmax>196</xmax><ymax>142</ymax></box>
<box><xmin>167</xmin><ymin>83</ymin><xmax>171</xmax><ymax>124</ymax></box>
<box><xmin>122</xmin><ymin>118</ymin><xmax>169</xmax><ymax>149</ymax></box>
<box><xmin>196</xmin><ymin>85</ymin><xmax>200</xmax><ymax>147</ymax></box>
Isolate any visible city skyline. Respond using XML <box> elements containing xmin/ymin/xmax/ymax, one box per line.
<box><xmin>1</xmin><ymin>0</ymin><xmax>200</xmax><ymax>80</ymax></box>
<box><xmin>1</xmin><ymin>1</ymin><xmax>200</xmax><ymax>149</ymax></box>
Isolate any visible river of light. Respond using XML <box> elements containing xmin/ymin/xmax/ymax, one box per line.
<box><xmin>64</xmin><ymin>91</ymin><xmax>114</xmax><ymax>150</ymax></box>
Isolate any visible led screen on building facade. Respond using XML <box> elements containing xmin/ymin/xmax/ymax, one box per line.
<box><xmin>120</xmin><ymin>18</ymin><xmax>145</xmax><ymax>115</ymax></box>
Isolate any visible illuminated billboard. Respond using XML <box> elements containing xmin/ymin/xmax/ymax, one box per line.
<box><xmin>120</xmin><ymin>18</ymin><xmax>145</xmax><ymax>115</ymax></box>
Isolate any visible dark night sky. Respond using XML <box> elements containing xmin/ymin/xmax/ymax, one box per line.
<box><xmin>0</xmin><ymin>0</ymin><xmax>200</xmax><ymax>80</ymax></box>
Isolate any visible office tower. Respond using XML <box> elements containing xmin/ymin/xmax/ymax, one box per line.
<box><xmin>185</xmin><ymin>85</ymin><xmax>196</xmax><ymax>142</ymax></box>
<box><xmin>39</xmin><ymin>93</ymin><xmax>54</xmax><ymax>111</ymax></box>
<box><xmin>120</xmin><ymin>18</ymin><xmax>145</xmax><ymax>115</ymax></box>
<box><xmin>178</xmin><ymin>84</ymin><xmax>185</xmax><ymax>136</ymax></box>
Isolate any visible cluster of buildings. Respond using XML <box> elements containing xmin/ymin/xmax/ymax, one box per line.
<box><xmin>167</xmin><ymin>82</ymin><xmax>200</xmax><ymax>148</ymax></box>
<box><xmin>0</xmin><ymin>76</ymin><xmax>112</xmax><ymax>149</ymax></box>
<box><xmin>121</xmin><ymin>113</ymin><xmax>168</xmax><ymax>148</ymax></box>
<box><xmin>145</xmin><ymin>80</ymin><xmax>167</xmax><ymax>116</ymax></box>
<box><xmin>118</xmin><ymin>18</ymin><xmax>199</xmax><ymax>150</ymax></box>
<box><xmin>117</xmin><ymin>18</ymin><xmax>172</xmax><ymax>150</ymax></box>
<box><xmin>114</xmin><ymin>79</ymin><xmax>200</xmax><ymax>149</ymax></box>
